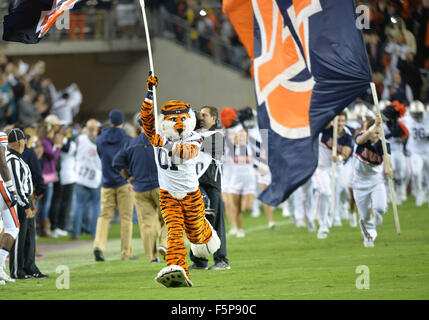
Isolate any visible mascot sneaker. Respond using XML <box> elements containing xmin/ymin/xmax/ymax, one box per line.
<box><xmin>155</xmin><ymin>265</ymin><xmax>193</xmax><ymax>288</ymax></box>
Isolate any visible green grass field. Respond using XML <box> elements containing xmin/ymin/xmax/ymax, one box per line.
<box><xmin>1</xmin><ymin>198</ymin><xmax>428</xmax><ymax>300</ymax></box>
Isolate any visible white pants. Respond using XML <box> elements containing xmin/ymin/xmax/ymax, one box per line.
<box><xmin>334</xmin><ymin>163</ymin><xmax>352</xmax><ymax>222</ymax></box>
<box><xmin>353</xmin><ymin>182</ymin><xmax>387</xmax><ymax>242</ymax></box>
<box><xmin>386</xmin><ymin>150</ymin><xmax>408</xmax><ymax>203</ymax></box>
<box><xmin>0</xmin><ymin>182</ymin><xmax>20</xmax><ymax>238</ymax></box>
<box><xmin>406</xmin><ymin>153</ymin><xmax>427</xmax><ymax>205</ymax></box>
<box><xmin>312</xmin><ymin>167</ymin><xmax>331</xmax><ymax>229</ymax></box>
<box><xmin>292</xmin><ymin>179</ymin><xmax>315</xmax><ymax>223</ymax></box>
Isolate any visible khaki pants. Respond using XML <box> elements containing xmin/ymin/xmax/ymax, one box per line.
<box><xmin>93</xmin><ymin>184</ymin><xmax>134</xmax><ymax>259</ymax></box>
<box><xmin>134</xmin><ymin>188</ymin><xmax>167</xmax><ymax>261</ymax></box>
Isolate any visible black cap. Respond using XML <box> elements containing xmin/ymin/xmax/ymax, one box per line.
<box><xmin>8</xmin><ymin>128</ymin><xmax>26</xmax><ymax>143</ymax></box>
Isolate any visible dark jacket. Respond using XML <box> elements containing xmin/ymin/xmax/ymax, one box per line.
<box><xmin>96</xmin><ymin>126</ymin><xmax>131</xmax><ymax>188</ymax></box>
<box><xmin>112</xmin><ymin>132</ymin><xmax>159</xmax><ymax>193</ymax></box>
<box><xmin>22</xmin><ymin>146</ymin><xmax>46</xmax><ymax>197</ymax></box>
<box><xmin>198</xmin><ymin>125</ymin><xmax>224</xmax><ymax>191</ymax></box>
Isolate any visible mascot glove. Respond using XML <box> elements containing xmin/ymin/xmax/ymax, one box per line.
<box><xmin>153</xmin><ymin>133</ymin><xmax>166</xmax><ymax>147</ymax></box>
<box><xmin>147</xmin><ymin>71</ymin><xmax>159</xmax><ymax>91</ymax></box>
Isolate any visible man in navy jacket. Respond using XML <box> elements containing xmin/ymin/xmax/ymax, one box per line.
<box><xmin>93</xmin><ymin>110</ymin><xmax>135</xmax><ymax>261</ymax></box>
<box><xmin>113</xmin><ymin>123</ymin><xmax>167</xmax><ymax>263</ymax></box>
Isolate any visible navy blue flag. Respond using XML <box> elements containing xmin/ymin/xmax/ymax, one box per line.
<box><xmin>224</xmin><ymin>0</ymin><xmax>372</xmax><ymax>206</ymax></box>
<box><xmin>3</xmin><ymin>0</ymin><xmax>81</xmax><ymax>44</ymax></box>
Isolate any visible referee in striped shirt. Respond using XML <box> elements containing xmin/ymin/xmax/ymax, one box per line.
<box><xmin>7</xmin><ymin>129</ymin><xmax>48</xmax><ymax>279</ymax></box>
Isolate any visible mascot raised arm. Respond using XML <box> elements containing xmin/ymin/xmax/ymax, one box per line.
<box><xmin>140</xmin><ymin>72</ymin><xmax>221</xmax><ymax>288</ymax></box>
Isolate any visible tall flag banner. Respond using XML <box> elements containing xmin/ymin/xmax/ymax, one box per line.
<box><xmin>224</xmin><ymin>0</ymin><xmax>372</xmax><ymax>206</ymax></box>
<box><xmin>3</xmin><ymin>0</ymin><xmax>81</xmax><ymax>44</ymax></box>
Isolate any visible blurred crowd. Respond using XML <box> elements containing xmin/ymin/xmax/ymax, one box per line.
<box><xmin>0</xmin><ymin>54</ymin><xmax>140</xmax><ymax>244</ymax></box>
<box><xmin>359</xmin><ymin>0</ymin><xmax>429</xmax><ymax>104</ymax></box>
<box><xmin>150</xmin><ymin>0</ymin><xmax>249</xmax><ymax>71</ymax></box>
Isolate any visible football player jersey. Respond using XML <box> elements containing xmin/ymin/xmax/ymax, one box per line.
<box><xmin>352</xmin><ymin>131</ymin><xmax>391</xmax><ymax>185</ymax></box>
<box><xmin>155</xmin><ymin>131</ymin><xmax>203</xmax><ymax>194</ymax></box>
<box><xmin>403</xmin><ymin>114</ymin><xmax>429</xmax><ymax>154</ymax></box>
<box><xmin>318</xmin><ymin>126</ymin><xmax>353</xmax><ymax>168</ymax></box>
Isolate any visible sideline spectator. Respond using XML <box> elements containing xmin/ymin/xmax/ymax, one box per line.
<box><xmin>113</xmin><ymin>116</ymin><xmax>167</xmax><ymax>263</ymax></box>
<box><xmin>382</xmin><ymin>72</ymin><xmax>414</xmax><ymax>104</ymax></box>
<box><xmin>50</xmin><ymin>126</ymin><xmax>77</xmax><ymax>238</ymax></box>
<box><xmin>37</xmin><ymin>115</ymin><xmax>64</xmax><ymax>237</ymax></box>
<box><xmin>93</xmin><ymin>110</ymin><xmax>135</xmax><ymax>261</ymax></box>
<box><xmin>71</xmin><ymin>119</ymin><xmax>102</xmax><ymax>239</ymax></box>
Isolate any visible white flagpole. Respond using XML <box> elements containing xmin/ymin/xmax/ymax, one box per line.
<box><xmin>370</xmin><ymin>82</ymin><xmax>401</xmax><ymax>235</ymax></box>
<box><xmin>329</xmin><ymin>116</ymin><xmax>338</xmax><ymax>223</ymax></box>
<box><xmin>139</xmin><ymin>0</ymin><xmax>158</xmax><ymax>132</ymax></box>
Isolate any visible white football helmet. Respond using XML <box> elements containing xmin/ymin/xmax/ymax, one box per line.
<box><xmin>378</xmin><ymin>100</ymin><xmax>391</xmax><ymax>112</ymax></box>
<box><xmin>409</xmin><ymin>100</ymin><xmax>425</xmax><ymax>122</ymax></box>
<box><xmin>352</xmin><ymin>103</ymin><xmax>368</xmax><ymax>120</ymax></box>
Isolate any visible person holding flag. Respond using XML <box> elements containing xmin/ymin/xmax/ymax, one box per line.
<box><xmin>313</xmin><ymin>112</ymin><xmax>353</xmax><ymax>239</ymax></box>
<box><xmin>352</xmin><ymin>114</ymin><xmax>393</xmax><ymax>248</ymax></box>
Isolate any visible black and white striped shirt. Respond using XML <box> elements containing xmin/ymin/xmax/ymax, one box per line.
<box><xmin>6</xmin><ymin>148</ymin><xmax>33</xmax><ymax>209</ymax></box>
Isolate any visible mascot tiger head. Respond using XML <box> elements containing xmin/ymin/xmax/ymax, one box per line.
<box><xmin>159</xmin><ymin>100</ymin><xmax>196</xmax><ymax>140</ymax></box>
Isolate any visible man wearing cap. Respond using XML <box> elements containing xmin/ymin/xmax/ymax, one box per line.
<box><xmin>6</xmin><ymin>129</ymin><xmax>48</xmax><ymax>279</ymax></box>
<box><xmin>93</xmin><ymin>110</ymin><xmax>135</xmax><ymax>261</ymax></box>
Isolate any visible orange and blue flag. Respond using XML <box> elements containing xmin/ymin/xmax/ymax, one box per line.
<box><xmin>224</xmin><ymin>0</ymin><xmax>372</xmax><ymax>206</ymax></box>
<box><xmin>3</xmin><ymin>0</ymin><xmax>82</xmax><ymax>44</ymax></box>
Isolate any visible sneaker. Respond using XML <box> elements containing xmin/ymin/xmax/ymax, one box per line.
<box><xmin>317</xmin><ymin>227</ymin><xmax>329</xmax><ymax>239</ymax></box>
<box><xmin>349</xmin><ymin>213</ymin><xmax>357</xmax><ymax>228</ymax></box>
<box><xmin>93</xmin><ymin>248</ymin><xmax>105</xmax><ymax>262</ymax></box>
<box><xmin>155</xmin><ymin>265</ymin><xmax>193</xmax><ymax>288</ymax></box>
<box><xmin>296</xmin><ymin>219</ymin><xmax>306</xmax><ymax>228</ymax></box>
<box><xmin>188</xmin><ymin>264</ymin><xmax>208</xmax><ymax>270</ymax></box>
<box><xmin>0</xmin><ymin>264</ymin><xmax>15</xmax><ymax>283</ymax></box>
<box><xmin>54</xmin><ymin>228</ymin><xmax>68</xmax><ymax>237</ymax></box>
<box><xmin>236</xmin><ymin>229</ymin><xmax>245</xmax><ymax>238</ymax></box>
<box><xmin>32</xmin><ymin>272</ymin><xmax>49</xmax><ymax>279</ymax></box>
<box><xmin>363</xmin><ymin>239</ymin><xmax>374</xmax><ymax>248</ymax></box>
<box><xmin>12</xmin><ymin>273</ymin><xmax>33</xmax><ymax>280</ymax></box>
<box><xmin>268</xmin><ymin>221</ymin><xmax>276</xmax><ymax>229</ymax></box>
<box><xmin>333</xmin><ymin>220</ymin><xmax>342</xmax><ymax>227</ymax></box>
<box><xmin>150</xmin><ymin>258</ymin><xmax>160</xmax><ymax>263</ymax></box>
<box><xmin>0</xmin><ymin>280</ymin><xmax>5</xmax><ymax>285</ymax></box>
<box><xmin>227</xmin><ymin>227</ymin><xmax>238</xmax><ymax>237</ymax></box>
<box><xmin>208</xmin><ymin>261</ymin><xmax>231</xmax><ymax>270</ymax></box>
<box><xmin>158</xmin><ymin>246</ymin><xmax>167</xmax><ymax>260</ymax></box>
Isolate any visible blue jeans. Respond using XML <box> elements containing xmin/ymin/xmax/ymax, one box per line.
<box><xmin>72</xmin><ymin>184</ymin><xmax>101</xmax><ymax>238</ymax></box>
<box><xmin>39</xmin><ymin>183</ymin><xmax>54</xmax><ymax>220</ymax></box>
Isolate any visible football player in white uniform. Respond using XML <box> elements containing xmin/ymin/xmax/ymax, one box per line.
<box><xmin>402</xmin><ymin>101</ymin><xmax>429</xmax><ymax>206</ymax></box>
<box><xmin>313</xmin><ymin>112</ymin><xmax>353</xmax><ymax>239</ymax></box>
<box><xmin>352</xmin><ymin>115</ymin><xmax>393</xmax><ymax>247</ymax></box>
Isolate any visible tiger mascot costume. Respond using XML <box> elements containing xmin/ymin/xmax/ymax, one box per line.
<box><xmin>140</xmin><ymin>72</ymin><xmax>221</xmax><ymax>287</ymax></box>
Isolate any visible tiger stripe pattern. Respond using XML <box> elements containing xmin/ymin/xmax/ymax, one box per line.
<box><xmin>159</xmin><ymin>189</ymin><xmax>212</xmax><ymax>278</ymax></box>
<box><xmin>140</xmin><ymin>78</ymin><xmax>215</xmax><ymax>282</ymax></box>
